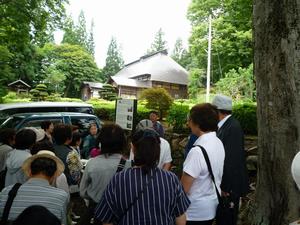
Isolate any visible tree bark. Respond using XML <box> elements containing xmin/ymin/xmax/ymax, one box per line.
<box><xmin>252</xmin><ymin>0</ymin><xmax>300</xmax><ymax>224</ymax></box>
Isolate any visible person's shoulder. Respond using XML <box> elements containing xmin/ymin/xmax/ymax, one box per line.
<box><xmin>48</xmin><ymin>185</ymin><xmax>69</xmax><ymax>199</ymax></box>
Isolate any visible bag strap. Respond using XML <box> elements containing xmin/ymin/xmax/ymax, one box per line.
<box><xmin>115</xmin><ymin>170</ymin><xmax>155</xmax><ymax>223</ymax></box>
<box><xmin>116</xmin><ymin>158</ymin><xmax>127</xmax><ymax>173</ymax></box>
<box><xmin>194</xmin><ymin>145</ymin><xmax>222</xmax><ymax>202</ymax></box>
<box><xmin>0</xmin><ymin>183</ymin><xmax>22</xmax><ymax>224</ymax></box>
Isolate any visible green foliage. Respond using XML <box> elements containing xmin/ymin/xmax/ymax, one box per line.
<box><xmin>147</xmin><ymin>28</ymin><xmax>168</xmax><ymax>54</ymax></box>
<box><xmin>62</xmin><ymin>11</ymin><xmax>95</xmax><ymax>56</ymax></box>
<box><xmin>30</xmin><ymin>84</ymin><xmax>49</xmax><ymax>101</ymax></box>
<box><xmin>99</xmin><ymin>84</ymin><xmax>118</xmax><ymax>101</ymax></box>
<box><xmin>0</xmin><ymin>0</ymin><xmax>67</xmax><ymax>85</ymax></box>
<box><xmin>215</xmin><ymin>64</ymin><xmax>255</xmax><ymax>100</ymax></box>
<box><xmin>171</xmin><ymin>38</ymin><xmax>192</xmax><ymax>70</ymax></box>
<box><xmin>1</xmin><ymin>92</ymin><xmax>31</xmax><ymax>103</ymax></box>
<box><xmin>167</xmin><ymin>103</ymin><xmax>190</xmax><ymax>133</ymax></box>
<box><xmin>188</xmin><ymin>0</ymin><xmax>253</xmax><ymax>83</ymax></box>
<box><xmin>102</xmin><ymin>37</ymin><xmax>124</xmax><ymax>82</ymax></box>
<box><xmin>233</xmin><ymin>102</ymin><xmax>257</xmax><ymax>135</ymax></box>
<box><xmin>37</xmin><ymin>43</ymin><xmax>101</xmax><ymax>97</ymax></box>
<box><xmin>188</xmin><ymin>68</ymin><xmax>206</xmax><ymax>98</ymax></box>
<box><xmin>140</xmin><ymin>88</ymin><xmax>173</xmax><ymax>118</ymax></box>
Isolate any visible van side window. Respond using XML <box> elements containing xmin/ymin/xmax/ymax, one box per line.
<box><xmin>70</xmin><ymin>117</ymin><xmax>99</xmax><ymax>134</ymax></box>
<box><xmin>21</xmin><ymin>119</ymin><xmax>63</xmax><ymax>129</ymax></box>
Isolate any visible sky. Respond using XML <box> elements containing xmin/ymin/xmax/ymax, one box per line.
<box><xmin>55</xmin><ymin>0</ymin><xmax>192</xmax><ymax>67</ymax></box>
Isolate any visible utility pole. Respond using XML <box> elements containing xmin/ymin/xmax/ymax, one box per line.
<box><xmin>206</xmin><ymin>14</ymin><xmax>212</xmax><ymax>102</ymax></box>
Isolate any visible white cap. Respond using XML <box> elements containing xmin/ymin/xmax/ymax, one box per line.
<box><xmin>291</xmin><ymin>151</ymin><xmax>300</xmax><ymax>190</ymax></box>
<box><xmin>212</xmin><ymin>95</ymin><xmax>232</xmax><ymax>111</ymax></box>
<box><xmin>24</xmin><ymin>127</ymin><xmax>46</xmax><ymax>142</ymax></box>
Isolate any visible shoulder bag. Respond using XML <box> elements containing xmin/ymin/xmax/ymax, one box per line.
<box><xmin>0</xmin><ymin>183</ymin><xmax>22</xmax><ymax>225</ymax></box>
<box><xmin>195</xmin><ymin>145</ymin><xmax>234</xmax><ymax>225</ymax></box>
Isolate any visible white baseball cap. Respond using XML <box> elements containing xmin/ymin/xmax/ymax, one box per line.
<box><xmin>292</xmin><ymin>151</ymin><xmax>300</xmax><ymax>190</ymax></box>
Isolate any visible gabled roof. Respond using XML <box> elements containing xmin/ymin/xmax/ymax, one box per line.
<box><xmin>82</xmin><ymin>81</ymin><xmax>103</xmax><ymax>89</ymax></box>
<box><xmin>112</xmin><ymin>50</ymin><xmax>188</xmax><ymax>87</ymax></box>
<box><xmin>111</xmin><ymin>77</ymin><xmax>151</xmax><ymax>88</ymax></box>
<box><xmin>8</xmin><ymin>79</ymin><xmax>31</xmax><ymax>88</ymax></box>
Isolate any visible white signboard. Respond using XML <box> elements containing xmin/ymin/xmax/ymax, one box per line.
<box><xmin>115</xmin><ymin>99</ymin><xmax>137</xmax><ymax>130</ymax></box>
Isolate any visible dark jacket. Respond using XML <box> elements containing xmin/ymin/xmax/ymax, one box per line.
<box><xmin>53</xmin><ymin>144</ymin><xmax>72</xmax><ymax>185</ymax></box>
<box><xmin>217</xmin><ymin>116</ymin><xmax>249</xmax><ymax>197</ymax></box>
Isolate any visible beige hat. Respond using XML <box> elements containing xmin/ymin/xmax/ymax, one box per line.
<box><xmin>22</xmin><ymin>150</ymin><xmax>65</xmax><ymax>177</ymax></box>
<box><xmin>291</xmin><ymin>151</ymin><xmax>300</xmax><ymax>190</ymax></box>
<box><xmin>25</xmin><ymin>127</ymin><xmax>46</xmax><ymax>142</ymax></box>
<box><xmin>212</xmin><ymin>95</ymin><xmax>232</xmax><ymax>111</ymax></box>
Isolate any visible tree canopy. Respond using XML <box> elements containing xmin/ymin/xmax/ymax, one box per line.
<box><xmin>147</xmin><ymin>28</ymin><xmax>168</xmax><ymax>54</ymax></box>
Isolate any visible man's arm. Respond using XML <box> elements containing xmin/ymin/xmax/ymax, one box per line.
<box><xmin>181</xmin><ymin>172</ymin><xmax>195</xmax><ymax>194</ymax></box>
<box><xmin>163</xmin><ymin>162</ymin><xmax>172</xmax><ymax>170</ymax></box>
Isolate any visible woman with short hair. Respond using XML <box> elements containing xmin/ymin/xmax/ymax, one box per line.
<box><xmin>95</xmin><ymin>128</ymin><xmax>190</xmax><ymax>225</ymax></box>
<box><xmin>181</xmin><ymin>103</ymin><xmax>225</xmax><ymax>225</ymax></box>
<box><xmin>79</xmin><ymin>123</ymin><xmax>130</xmax><ymax>225</ymax></box>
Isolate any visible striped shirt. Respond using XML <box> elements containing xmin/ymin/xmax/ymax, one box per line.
<box><xmin>0</xmin><ymin>178</ymin><xmax>69</xmax><ymax>225</ymax></box>
<box><xmin>95</xmin><ymin>167</ymin><xmax>190</xmax><ymax>225</ymax></box>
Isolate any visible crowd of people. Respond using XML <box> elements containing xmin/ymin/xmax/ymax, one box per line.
<box><xmin>0</xmin><ymin>94</ymin><xmax>299</xmax><ymax>225</ymax></box>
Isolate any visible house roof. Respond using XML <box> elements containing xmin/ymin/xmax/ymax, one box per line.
<box><xmin>112</xmin><ymin>50</ymin><xmax>188</xmax><ymax>87</ymax></box>
<box><xmin>82</xmin><ymin>81</ymin><xmax>103</xmax><ymax>89</ymax></box>
<box><xmin>8</xmin><ymin>79</ymin><xmax>31</xmax><ymax>88</ymax></box>
<box><xmin>111</xmin><ymin>77</ymin><xmax>151</xmax><ymax>88</ymax></box>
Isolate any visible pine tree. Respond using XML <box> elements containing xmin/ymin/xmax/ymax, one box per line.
<box><xmin>102</xmin><ymin>37</ymin><xmax>124</xmax><ymax>82</ymax></box>
<box><xmin>76</xmin><ymin>10</ymin><xmax>88</xmax><ymax>48</ymax></box>
<box><xmin>62</xmin><ymin>16</ymin><xmax>79</xmax><ymax>45</ymax></box>
<box><xmin>87</xmin><ymin>19</ymin><xmax>95</xmax><ymax>56</ymax></box>
<box><xmin>171</xmin><ymin>38</ymin><xmax>191</xmax><ymax>69</ymax></box>
<box><xmin>147</xmin><ymin>28</ymin><xmax>168</xmax><ymax>54</ymax></box>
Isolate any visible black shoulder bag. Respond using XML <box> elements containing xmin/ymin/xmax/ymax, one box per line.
<box><xmin>195</xmin><ymin>145</ymin><xmax>234</xmax><ymax>225</ymax></box>
<box><xmin>0</xmin><ymin>183</ymin><xmax>22</xmax><ymax>225</ymax></box>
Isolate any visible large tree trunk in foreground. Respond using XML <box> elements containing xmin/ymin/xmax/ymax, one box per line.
<box><xmin>252</xmin><ymin>0</ymin><xmax>300</xmax><ymax>224</ymax></box>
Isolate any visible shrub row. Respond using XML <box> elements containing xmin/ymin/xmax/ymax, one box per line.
<box><xmin>232</xmin><ymin>102</ymin><xmax>257</xmax><ymax>135</ymax></box>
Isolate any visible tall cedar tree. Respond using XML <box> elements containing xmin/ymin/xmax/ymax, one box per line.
<box><xmin>102</xmin><ymin>37</ymin><xmax>124</xmax><ymax>82</ymax></box>
<box><xmin>147</xmin><ymin>28</ymin><xmax>168</xmax><ymax>54</ymax></box>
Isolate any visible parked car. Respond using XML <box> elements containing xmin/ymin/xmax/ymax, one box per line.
<box><xmin>0</xmin><ymin>112</ymin><xmax>102</xmax><ymax>135</ymax></box>
<box><xmin>0</xmin><ymin>102</ymin><xmax>94</xmax><ymax>124</ymax></box>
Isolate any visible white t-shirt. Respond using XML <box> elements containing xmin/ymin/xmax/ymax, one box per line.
<box><xmin>183</xmin><ymin>132</ymin><xmax>225</xmax><ymax>221</ymax></box>
<box><xmin>129</xmin><ymin>137</ymin><xmax>172</xmax><ymax>169</ymax></box>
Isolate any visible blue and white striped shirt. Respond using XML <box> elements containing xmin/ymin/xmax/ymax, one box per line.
<box><xmin>95</xmin><ymin>167</ymin><xmax>190</xmax><ymax>225</ymax></box>
<box><xmin>0</xmin><ymin>178</ymin><xmax>69</xmax><ymax>225</ymax></box>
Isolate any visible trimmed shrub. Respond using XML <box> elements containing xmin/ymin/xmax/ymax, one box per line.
<box><xmin>140</xmin><ymin>88</ymin><xmax>173</xmax><ymax>118</ymax></box>
<box><xmin>233</xmin><ymin>102</ymin><xmax>257</xmax><ymax>135</ymax></box>
<box><xmin>166</xmin><ymin>103</ymin><xmax>190</xmax><ymax>133</ymax></box>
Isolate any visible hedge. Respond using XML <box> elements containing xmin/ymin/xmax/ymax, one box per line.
<box><xmin>232</xmin><ymin>102</ymin><xmax>257</xmax><ymax>135</ymax></box>
<box><xmin>92</xmin><ymin>99</ymin><xmax>257</xmax><ymax>135</ymax></box>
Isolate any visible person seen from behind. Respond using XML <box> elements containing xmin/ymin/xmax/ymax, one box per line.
<box><xmin>0</xmin><ymin>128</ymin><xmax>16</xmax><ymax>172</ymax></box>
<box><xmin>5</xmin><ymin>129</ymin><xmax>36</xmax><ymax>187</ymax></box>
<box><xmin>212</xmin><ymin>95</ymin><xmax>249</xmax><ymax>225</ymax></box>
<box><xmin>95</xmin><ymin>128</ymin><xmax>190</xmax><ymax>225</ymax></box>
<box><xmin>0</xmin><ymin>150</ymin><xmax>69</xmax><ymax>225</ymax></box>
<box><xmin>130</xmin><ymin>119</ymin><xmax>172</xmax><ymax>170</ymax></box>
<box><xmin>79</xmin><ymin>123</ymin><xmax>131</xmax><ymax>225</ymax></box>
<box><xmin>181</xmin><ymin>103</ymin><xmax>225</xmax><ymax>225</ymax></box>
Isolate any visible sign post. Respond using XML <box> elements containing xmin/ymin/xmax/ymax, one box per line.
<box><xmin>115</xmin><ymin>99</ymin><xmax>137</xmax><ymax>131</ymax></box>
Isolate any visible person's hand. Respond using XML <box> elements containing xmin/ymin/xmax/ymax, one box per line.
<box><xmin>221</xmin><ymin>191</ymin><xmax>230</xmax><ymax>197</ymax></box>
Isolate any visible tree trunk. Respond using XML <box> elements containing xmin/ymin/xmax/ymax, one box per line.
<box><xmin>252</xmin><ymin>0</ymin><xmax>300</xmax><ymax>224</ymax></box>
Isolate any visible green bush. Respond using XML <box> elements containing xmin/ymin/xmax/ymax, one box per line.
<box><xmin>1</xmin><ymin>92</ymin><xmax>31</xmax><ymax>103</ymax></box>
<box><xmin>140</xmin><ymin>88</ymin><xmax>173</xmax><ymax>118</ymax></box>
<box><xmin>166</xmin><ymin>103</ymin><xmax>190</xmax><ymax>133</ymax></box>
<box><xmin>233</xmin><ymin>102</ymin><xmax>257</xmax><ymax>135</ymax></box>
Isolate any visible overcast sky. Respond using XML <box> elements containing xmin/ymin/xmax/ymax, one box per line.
<box><xmin>55</xmin><ymin>0</ymin><xmax>191</xmax><ymax>67</ymax></box>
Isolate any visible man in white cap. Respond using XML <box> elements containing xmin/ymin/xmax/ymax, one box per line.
<box><xmin>292</xmin><ymin>151</ymin><xmax>300</xmax><ymax>190</ymax></box>
<box><xmin>212</xmin><ymin>94</ymin><xmax>249</xmax><ymax>225</ymax></box>
<box><xmin>0</xmin><ymin>150</ymin><xmax>69</xmax><ymax>225</ymax></box>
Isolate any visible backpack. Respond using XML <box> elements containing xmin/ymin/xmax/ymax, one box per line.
<box><xmin>0</xmin><ymin>168</ymin><xmax>7</xmax><ymax>191</ymax></box>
